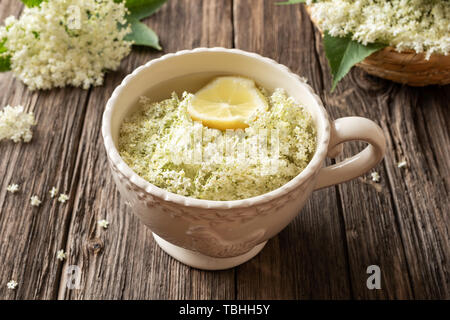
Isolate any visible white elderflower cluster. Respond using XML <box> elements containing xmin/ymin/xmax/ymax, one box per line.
<box><xmin>0</xmin><ymin>0</ymin><xmax>132</xmax><ymax>90</ymax></box>
<box><xmin>119</xmin><ymin>90</ymin><xmax>316</xmax><ymax>201</ymax></box>
<box><xmin>0</xmin><ymin>105</ymin><xmax>36</xmax><ymax>142</ymax></box>
<box><xmin>308</xmin><ymin>0</ymin><xmax>450</xmax><ymax>58</ymax></box>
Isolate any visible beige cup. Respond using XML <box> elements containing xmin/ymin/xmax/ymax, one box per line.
<box><xmin>102</xmin><ymin>48</ymin><xmax>386</xmax><ymax>270</ymax></box>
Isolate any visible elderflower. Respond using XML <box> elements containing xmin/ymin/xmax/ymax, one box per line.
<box><xmin>58</xmin><ymin>193</ymin><xmax>69</xmax><ymax>203</ymax></box>
<box><xmin>98</xmin><ymin>219</ymin><xmax>109</xmax><ymax>229</ymax></box>
<box><xmin>0</xmin><ymin>105</ymin><xmax>36</xmax><ymax>142</ymax></box>
<box><xmin>119</xmin><ymin>89</ymin><xmax>316</xmax><ymax>201</ymax></box>
<box><xmin>6</xmin><ymin>184</ymin><xmax>19</xmax><ymax>193</ymax></box>
<box><xmin>308</xmin><ymin>0</ymin><xmax>450</xmax><ymax>59</ymax></box>
<box><xmin>0</xmin><ymin>0</ymin><xmax>132</xmax><ymax>90</ymax></box>
<box><xmin>30</xmin><ymin>195</ymin><xmax>41</xmax><ymax>207</ymax></box>
<box><xmin>56</xmin><ymin>249</ymin><xmax>67</xmax><ymax>261</ymax></box>
<box><xmin>371</xmin><ymin>172</ymin><xmax>381</xmax><ymax>183</ymax></box>
<box><xmin>6</xmin><ymin>280</ymin><xmax>18</xmax><ymax>290</ymax></box>
<box><xmin>397</xmin><ymin>160</ymin><xmax>407</xmax><ymax>168</ymax></box>
<box><xmin>49</xmin><ymin>187</ymin><xmax>58</xmax><ymax>198</ymax></box>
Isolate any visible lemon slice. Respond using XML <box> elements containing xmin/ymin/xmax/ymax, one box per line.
<box><xmin>187</xmin><ymin>76</ymin><xmax>268</xmax><ymax>130</ymax></box>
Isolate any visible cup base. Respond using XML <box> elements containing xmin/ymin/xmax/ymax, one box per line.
<box><xmin>152</xmin><ymin>233</ymin><xmax>267</xmax><ymax>270</ymax></box>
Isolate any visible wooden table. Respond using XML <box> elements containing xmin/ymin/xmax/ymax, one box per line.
<box><xmin>0</xmin><ymin>0</ymin><xmax>448</xmax><ymax>300</ymax></box>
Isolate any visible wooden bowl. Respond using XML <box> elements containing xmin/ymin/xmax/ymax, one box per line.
<box><xmin>306</xmin><ymin>7</ymin><xmax>450</xmax><ymax>86</ymax></box>
<box><xmin>356</xmin><ymin>47</ymin><xmax>450</xmax><ymax>86</ymax></box>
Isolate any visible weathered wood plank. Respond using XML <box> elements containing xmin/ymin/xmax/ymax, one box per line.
<box><xmin>309</xmin><ymin>26</ymin><xmax>414</xmax><ymax>299</ymax></box>
<box><xmin>0</xmin><ymin>2</ymin><xmax>91</xmax><ymax>299</ymax></box>
<box><xmin>378</xmin><ymin>85</ymin><xmax>449</xmax><ymax>299</ymax></box>
<box><xmin>312</xmin><ymin>22</ymin><xmax>449</xmax><ymax>297</ymax></box>
<box><xmin>58</xmin><ymin>0</ymin><xmax>235</xmax><ymax>299</ymax></box>
<box><xmin>0</xmin><ymin>0</ymin><xmax>447</xmax><ymax>300</ymax></box>
<box><xmin>233</xmin><ymin>0</ymin><xmax>352</xmax><ymax>299</ymax></box>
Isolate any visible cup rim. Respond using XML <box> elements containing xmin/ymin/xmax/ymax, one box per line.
<box><xmin>102</xmin><ymin>47</ymin><xmax>330</xmax><ymax>209</ymax></box>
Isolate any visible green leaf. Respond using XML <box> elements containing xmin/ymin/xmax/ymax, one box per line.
<box><xmin>0</xmin><ymin>55</ymin><xmax>11</xmax><ymax>72</ymax></box>
<box><xmin>20</xmin><ymin>0</ymin><xmax>44</xmax><ymax>7</ymax></box>
<box><xmin>323</xmin><ymin>32</ymin><xmax>386</xmax><ymax>91</ymax></box>
<box><xmin>125</xmin><ymin>18</ymin><xmax>161</xmax><ymax>50</ymax></box>
<box><xmin>0</xmin><ymin>39</ymin><xmax>11</xmax><ymax>72</ymax></box>
<box><xmin>125</xmin><ymin>0</ymin><xmax>168</xmax><ymax>20</ymax></box>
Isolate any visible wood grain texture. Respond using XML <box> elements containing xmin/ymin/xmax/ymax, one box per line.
<box><xmin>0</xmin><ymin>0</ymin><xmax>448</xmax><ymax>300</ymax></box>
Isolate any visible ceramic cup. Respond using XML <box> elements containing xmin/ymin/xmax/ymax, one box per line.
<box><xmin>102</xmin><ymin>48</ymin><xmax>386</xmax><ymax>270</ymax></box>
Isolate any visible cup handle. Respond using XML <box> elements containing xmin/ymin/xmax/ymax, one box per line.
<box><xmin>314</xmin><ymin>117</ymin><xmax>386</xmax><ymax>190</ymax></box>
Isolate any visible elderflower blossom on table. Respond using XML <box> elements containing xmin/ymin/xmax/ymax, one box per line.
<box><xmin>56</xmin><ymin>249</ymin><xmax>67</xmax><ymax>261</ymax></box>
<box><xmin>371</xmin><ymin>172</ymin><xmax>380</xmax><ymax>183</ymax></box>
<box><xmin>308</xmin><ymin>0</ymin><xmax>450</xmax><ymax>59</ymax></box>
<box><xmin>7</xmin><ymin>184</ymin><xmax>20</xmax><ymax>193</ymax></box>
<box><xmin>0</xmin><ymin>105</ymin><xmax>35</xmax><ymax>142</ymax></box>
<box><xmin>7</xmin><ymin>280</ymin><xmax>18</xmax><ymax>290</ymax></box>
<box><xmin>30</xmin><ymin>195</ymin><xmax>41</xmax><ymax>207</ymax></box>
<box><xmin>0</xmin><ymin>0</ymin><xmax>132</xmax><ymax>90</ymax></box>
<box><xmin>49</xmin><ymin>187</ymin><xmax>58</xmax><ymax>198</ymax></box>
<box><xmin>119</xmin><ymin>89</ymin><xmax>316</xmax><ymax>201</ymax></box>
<box><xmin>98</xmin><ymin>219</ymin><xmax>109</xmax><ymax>229</ymax></box>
